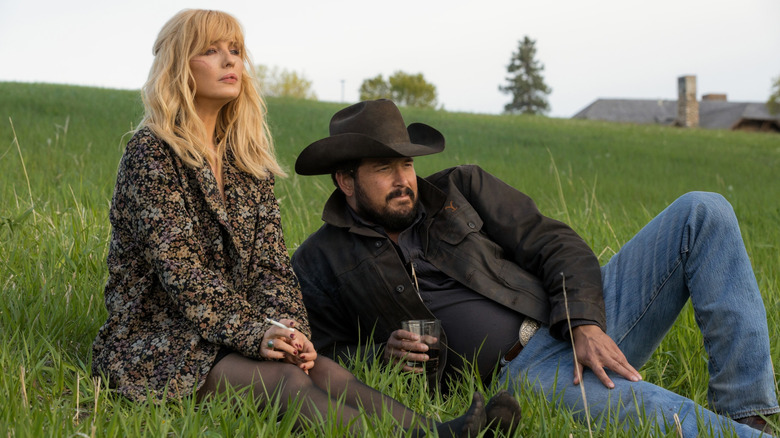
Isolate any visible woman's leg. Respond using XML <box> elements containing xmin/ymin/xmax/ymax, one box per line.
<box><xmin>301</xmin><ymin>356</ymin><xmax>487</xmax><ymax>437</ymax></box>
<box><xmin>198</xmin><ymin>353</ymin><xmax>360</xmax><ymax>430</ymax></box>
<box><xmin>306</xmin><ymin>356</ymin><xmax>420</xmax><ymax>427</ymax></box>
<box><xmin>198</xmin><ymin>353</ymin><xmax>486</xmax><ymax>437</ymax></box>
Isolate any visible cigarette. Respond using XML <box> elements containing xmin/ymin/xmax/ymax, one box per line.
<box><xmin>265</xmin><ymin>318</ymin><xmax>292</xmax><ymax>330</ymax></box>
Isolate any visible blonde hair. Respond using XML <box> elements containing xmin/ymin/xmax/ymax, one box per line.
<box><xmin>139</xmin><ymin>9</ymin><xmax>285</xmax><ymax>178</ymax></box>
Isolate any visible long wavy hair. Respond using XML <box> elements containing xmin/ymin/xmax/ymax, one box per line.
<box><xmin>139</xmin><ymin>9</ymin><xmax>284</xmax><ymax>178</ymax></box>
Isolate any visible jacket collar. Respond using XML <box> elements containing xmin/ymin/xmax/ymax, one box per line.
<box><xmin>195</xmin><ymin>164</ymin><xmax>231</xmax><ymax>226</ymax></box>
<box><xmin>192</xmin><ymin>153</ymin><xmax>247</xmax><ymax>263</ymax></box>
<box><xmin>321</xmin><ymin>175</ymin><xmax>447</xmax><ymax>234</ymax></box>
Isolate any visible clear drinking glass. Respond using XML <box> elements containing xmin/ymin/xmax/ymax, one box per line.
<box><xmin>401</xmin><ymin>319</ymin><xmax>441</xmax><ymax>389</ymax></box>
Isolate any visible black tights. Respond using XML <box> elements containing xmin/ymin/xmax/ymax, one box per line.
<box><xmin>198</xmin><ymin>354</ymin><xmax>475</xmax><ymax>435</ymax></box>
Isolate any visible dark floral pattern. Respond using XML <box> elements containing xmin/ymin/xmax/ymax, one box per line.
<box><xmin>92</xmin><ymin>128</ymin><xmax>309</xmax><ymax>402</ymax></box>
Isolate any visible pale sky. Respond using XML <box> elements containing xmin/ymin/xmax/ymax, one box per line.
<box><xmin>1</xmin><ymin>0</ymin><xmax>778</xmax><ymax>117</ymax></box>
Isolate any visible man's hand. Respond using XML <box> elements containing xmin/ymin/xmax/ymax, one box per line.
<box><xmin>383</xmin><ymin>329</ymin><xmax>432</xmax><ymax>372</ymax></box>
<box><xmin>571</xmin><ymin>325</ymin><xmax>642</xmax><ymax>388</ymax></box>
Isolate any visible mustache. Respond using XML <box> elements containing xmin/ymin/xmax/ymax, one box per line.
<box><xmin>386</xmin><ymin>188</ymin><xmax>415</xmax><ymax>202</ymax></box>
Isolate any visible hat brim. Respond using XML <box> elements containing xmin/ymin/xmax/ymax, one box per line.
<box><xmin>295</xmin><ymin>123</ymin><xmax>444</xmax><ymax>175</ymax></box>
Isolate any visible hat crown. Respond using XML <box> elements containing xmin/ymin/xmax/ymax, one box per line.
<box><xmin>329</xmin><ymin>99</ymin><xmax>410</xmax><ymax>145</ymax></box>
<box><xmin>294</xmin><ymin>99</ymin><xmax>444</xmax><ymax>175</ymax></box>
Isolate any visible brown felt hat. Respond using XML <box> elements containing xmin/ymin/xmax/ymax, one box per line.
<box><xmin>295</xmin><ymin>99</ymin><xmax>445</xmax><ymax>175</ymax></box>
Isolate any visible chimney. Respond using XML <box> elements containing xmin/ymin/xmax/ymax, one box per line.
<box><xmin>677</xmin><ymin>75</ymin><xmax>699</xmax><ymax>127</ymax></box>
<box><xmin>702</xmin><ymin>93</ymin><xmax>727</xmax><ymax>101</ymax></box>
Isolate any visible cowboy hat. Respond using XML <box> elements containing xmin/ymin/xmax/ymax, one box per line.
<box><xmin>295</xmin><ymin>99</ymin><xmax>445</xmax><ymax>175</ymax></box>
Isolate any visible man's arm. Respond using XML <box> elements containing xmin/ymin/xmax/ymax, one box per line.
<box><xmin>291</xmin><ymin>248</ymin><xmax>382</xmax><ymax>364</ymax></box>
<box><xmin>429</xmin><ymin>166</ymin><xmax>642</xmax><ymax>388</ymax></box>
<box><xmin>433</xmin><ymin>165</ymin><xmax>606</xmax><ymax>335</ymax></box>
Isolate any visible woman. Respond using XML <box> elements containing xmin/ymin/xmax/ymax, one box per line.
<box><xmin>91</xmin><ymin>9</ymin><xmax>520</xmax><ymax>436</ymax></box>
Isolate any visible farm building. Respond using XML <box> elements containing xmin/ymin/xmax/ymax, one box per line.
<box><xmin>572</xmin><ymin>76</ymin><xmax>780</xmax><ymax>133</ymax></box>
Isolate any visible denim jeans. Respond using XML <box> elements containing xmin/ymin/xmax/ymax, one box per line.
<box><xmin>500</xmin><ymin>192</ymin><xmax>778</xmax><ymax>437</ymax></box>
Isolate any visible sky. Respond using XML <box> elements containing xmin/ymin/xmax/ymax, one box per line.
<box><xmin>1</xmin><ymin>0</ymin><xmax>779</xmax><ymax>118</ymax></box>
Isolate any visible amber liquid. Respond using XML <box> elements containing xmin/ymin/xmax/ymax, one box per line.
<box><xmin>406</xmin><ymin>347</ymin><xmax>440</xmax><ymax>370</ymax></box>
<box><xmin>406</xmin><ymin>348</ymin><xmax>440</xmax><ymax>390</ymax></box>
<box><xmin>423</xmin><ymin>348</ymin><xmax>440</xmax><ymax>375</ymax></box>
<box><xmin>418</xmin><ymin>348</ymin><xmax>440</xmax><ymax>390</ymax></box>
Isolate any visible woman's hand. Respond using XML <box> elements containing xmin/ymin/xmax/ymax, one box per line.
<box><xmin>261</xmin><ymin>319</ymin><xmax>317</xmax><ymax>373</ymax></box>
<box><xmin>295</xmin><ymin>335</ymin><xmax>317</xmax><ymax>373</ymax></box>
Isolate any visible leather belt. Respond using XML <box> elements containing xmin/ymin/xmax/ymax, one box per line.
<box><xmin>503</xmin><ymin>340</ymin><xmax>524</xmax><ymax>363</ymax></box>
<box><xmin>503</xmin><ymin>318</ymin><xmax>540</xmax><ymax>363</ymax></box>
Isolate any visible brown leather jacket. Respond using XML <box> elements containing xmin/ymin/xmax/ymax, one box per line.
<box><xmin>292</xmin><ymin>165</ymin><xmax>605</xmax><ymax>362</ymax></box>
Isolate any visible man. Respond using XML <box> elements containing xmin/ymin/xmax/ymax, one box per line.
<box><xmin>291</xmin><ymin>99</ymin><xmax>778</xmax><ymax>436</ymax></box>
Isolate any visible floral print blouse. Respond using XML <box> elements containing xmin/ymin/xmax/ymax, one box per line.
<box><xmin>91</xmin><ymin>128</ymin><xmax>310</xmax><ymax>402</ymax></box>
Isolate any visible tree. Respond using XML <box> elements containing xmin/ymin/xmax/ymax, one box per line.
<box><xmin>499</xmin><ymin>36</ymin><xmax>552</xmax><ymax>115</ymax></box>
<box><xmin>359</xmin><ymin>71</ymin><xmax>438</xmax><ymax>108</ymax></box>
<box><xmin>359</xmin><ymin>74</ymin><xmax>392</xmax><ymax>101</ymax></box>
<box><xmin>388</xmin><ymin>71</ymin><xmax>438</xmax><ymax>109</ymax></box>
<box><xmin>255</xmin><ymin>65</ymin><xmax>317</xmax><ymax>100</ymax></box>
<box><xmin>768</xmin><ymin>75</ymin><xmax>780</xmax><ymax>115</ymax></box>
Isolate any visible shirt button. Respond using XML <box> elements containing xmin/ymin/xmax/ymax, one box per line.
<box><xmin>375</xmin><ymin>241</ymin><xmax>383</xmax><ymax>247</ymax></box>
<box><xmin>468</xmin><ymin>222</ymin><xmax>476</xmax><ymax>229</ymax></box>
<box><xmin>395</xmin><ymin>285</ymin><xmax>405</xmax><ymax>293</ymax></box>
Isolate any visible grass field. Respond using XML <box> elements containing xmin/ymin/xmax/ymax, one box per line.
<box><xmin>1</xmin><ymin>82</ymin><xmax>778</xmax><ymax>436</ymax></box>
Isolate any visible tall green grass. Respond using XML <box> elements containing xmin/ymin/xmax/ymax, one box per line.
<box><xmin>1</xmin><ymin>82</ymin><xmax>777</xmax><ymax>436</ymax></box>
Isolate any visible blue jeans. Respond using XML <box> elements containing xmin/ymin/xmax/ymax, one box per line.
<box><xmin>500</xmin><ymin>192</ymin><xmax>778</xmax><ymax>437</ymax></box>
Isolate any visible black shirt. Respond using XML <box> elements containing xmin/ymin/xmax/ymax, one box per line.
<box><xmin>349</xmin><ymin>205</ymin><xmax>523</xmax><ymax>382</ymax></box>
<box><xmin>397</xmin><ymin>217</ymin><xmax>522</xmax><ymax>382</ymax></box>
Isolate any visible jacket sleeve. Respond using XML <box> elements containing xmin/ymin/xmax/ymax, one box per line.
<box><xmin>241</xmin><ymin>175</ymin><xmax>312</xmax><ymax>341</ymax></box>
<box><xmin>291</xmin><ymin>240</ymin><xmax>385</xmax><ymax>364</ymax></box>
<box><xmin>436</xmin><ymin>165</ymin><xmax>606</xmax><ymax>335</ymax></box>
<box><xmin>114</xmin><ymin>133</ymin><xmax>274</xmax><ymax>358</ymax></box>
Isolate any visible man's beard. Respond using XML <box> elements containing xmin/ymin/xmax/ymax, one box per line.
<box><xmin>354</xmin><ymin>184</ymin><xmax>419</xmax><ymax>233</ymax></box>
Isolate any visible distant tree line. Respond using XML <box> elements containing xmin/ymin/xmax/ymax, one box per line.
<box><xmin>258</xmin><ymin>41</ymin><xmax>779</xmax><ymax>118</ymax></box>
<box><xmin>257</xmin><ymin>37</ymin><xmax>557</xmax><ymax>115</ymax></box>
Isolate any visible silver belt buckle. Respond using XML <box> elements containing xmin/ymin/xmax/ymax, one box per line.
<box><xmin>519</xmin><ymin>317</ymin><xmax>540</xmax><ymax>347</ymax></box>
